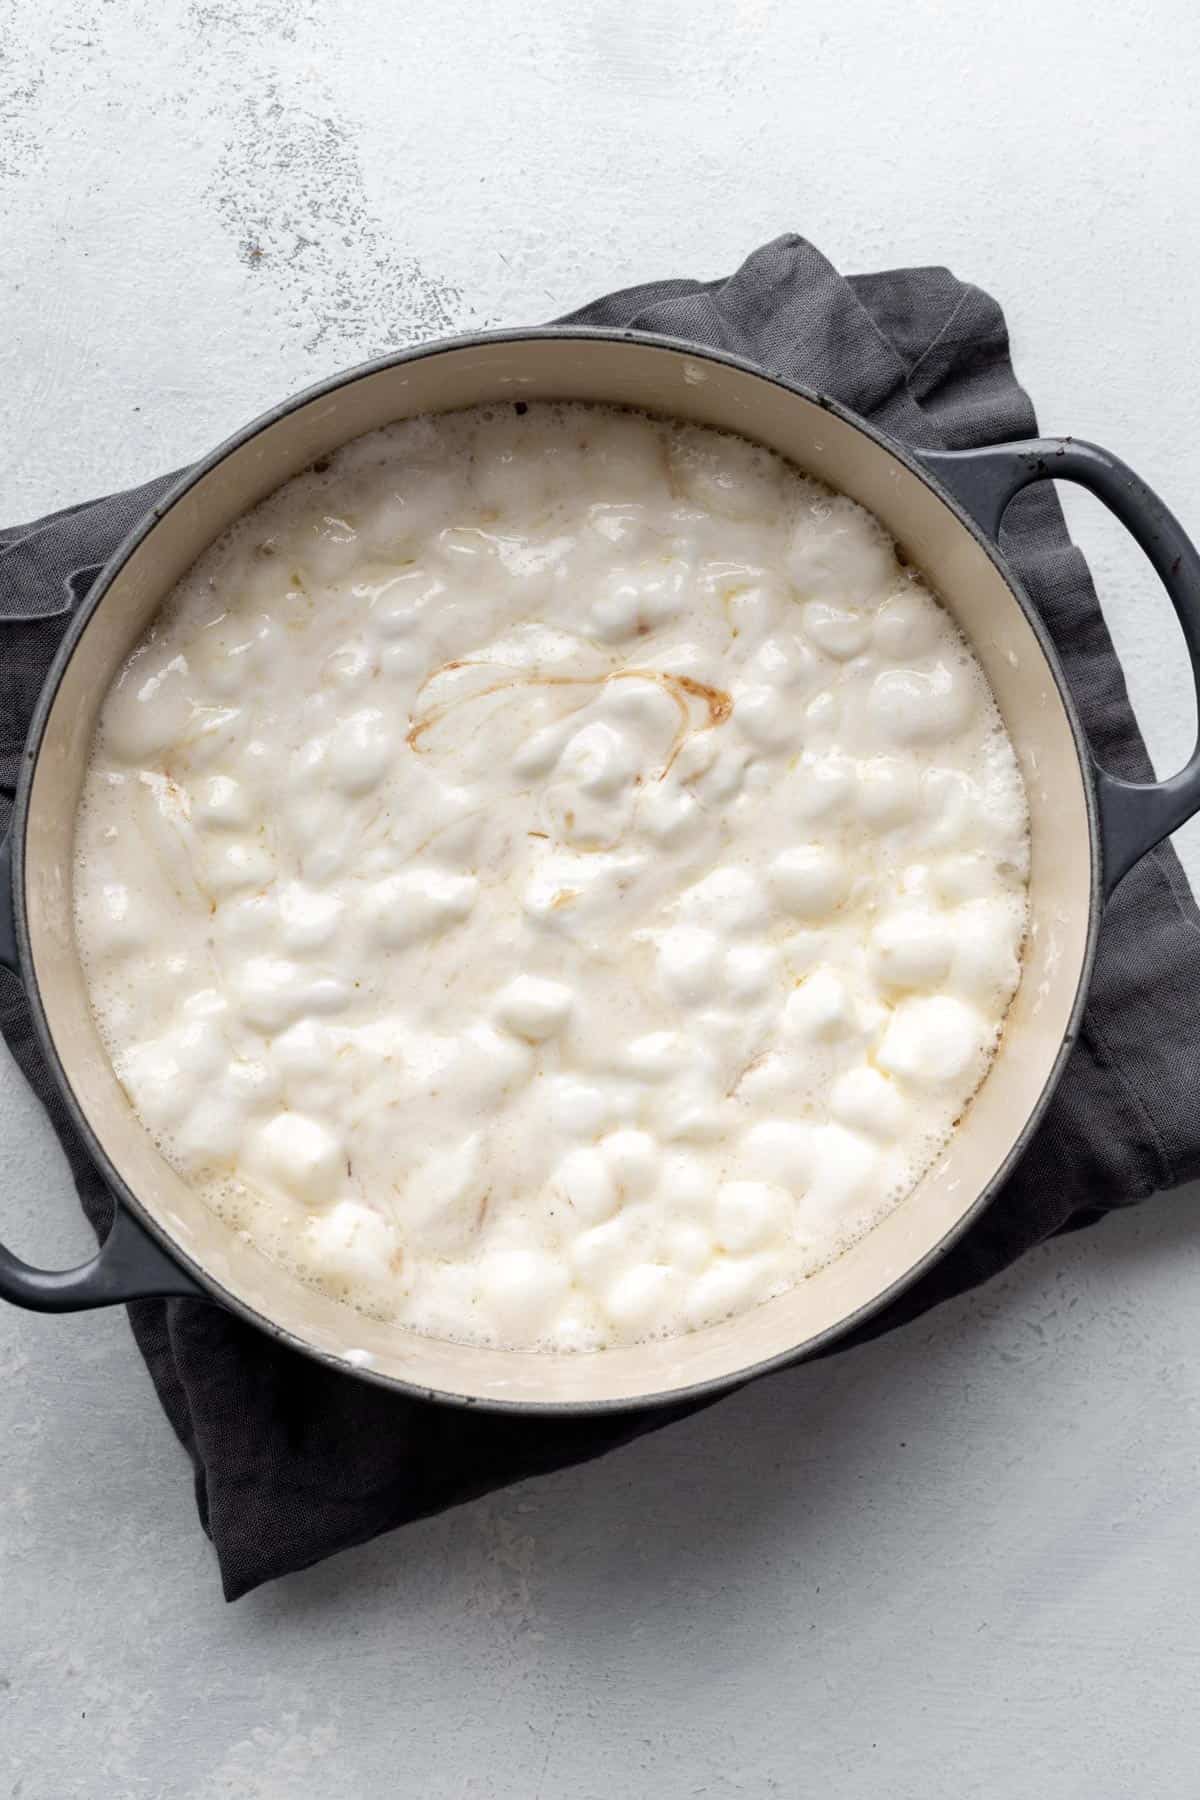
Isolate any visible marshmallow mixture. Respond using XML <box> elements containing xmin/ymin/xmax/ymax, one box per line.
<box><xmin>73</xmin><ymin>404</ymin><xmax>1029</xmax><ymax>1350</ymax></box>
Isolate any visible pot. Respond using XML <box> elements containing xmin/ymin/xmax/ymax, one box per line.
<box><xmin>3</xmin><ymin>329</ymin><xmax>1199</xmax><ymax>1411</ymax></box>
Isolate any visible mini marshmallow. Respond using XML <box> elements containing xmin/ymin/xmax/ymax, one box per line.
<box><xmin>734</xmin><ymin>684</ymin><xmax>800</xmax><ymax>750</ymax></box>
<box><xmin>873</xmin><ymin>587</ymin><xmax>943</xmax><ymax>659</ymax></box>
<box><xmin>662</xmin><ymin>1221</ymin><xmax>713</xmax><ymax>1273</ymax></box>
<box><xmin>322</xmin><ymin>637</ymin><xmax>376</xmax><ymax>690</ymax></box>
<box><xmin>800</xmin><ymin>1124</ymin><xmax>880</xmax><ymax>1228</ymax></box>
<box><xmin>714</xmin><ymin>1180</ymin><xmax>793</xmax><ymax>1253</ymax></box>
<box><xmin>740</xmin><ymin>1119</ymin><xmax>815</xmax><ymax>1187</ymax></box>
<box><xmin>478</xmin><ymin>1250</ymin><xmax>569</xmax><ymax>1334</ymax></box>
<box><xmin>785</xmin><ymin>751</ymin><xmax>855</xmax><ymax>822</ymax></box>
<box><xmin>768</xmin><ymin>844</ymin><xmax>847</xmax><ymax>919</ymax></box>
<box><xmin>370</xmin><ymin>868</ymin><xmax>479</xmax><ymax>948</ymax></box>
<box><xmin>746</xmin><ymin>632</ymin><xmax>818</xmax><ymax>690</ymax></box>
<box><xmin>604</xmin><ymin>1264</ymin><xmax>679</xmax><ymax>1333</ymax></box>
<box><xmin>658</xmin><ymin>1152</ymin><xmax>716</xmax><ymax>1218</ymax></box>
<box><xmin>588</xmin><ymin>576</ymin><xmax>642</xmax><ymax>642</ymax></box>
<box><xmin>278</xmin><ymin>881</ymin><xmax>344</xmax><ymax>953</ymax></box>
<box><xmin>657</xmin><ymin>924</ymin><xmax>721</xmax><ymax>1005</ymax></box>
<box><xmin>200</xmin><ymin>839</ymin><xmax>275</xmax><ymax>897</ymax></box>
<box><xmin>559</xmin><ymin>720</ymin><xmax>639</xmax><ymax>796</ymax></box>
<box><xmin>684</xmin><ymin>1257</ymin><xmax>770</xmax><ymax>1329</ymax></box>
<box><xmin>552</xmin><ymin>1147</ymin><xmax>619</xmax><ymax>1225</ymax></box>
<box><xmin>782</xmin><ymin>967</ymin><xmax>855</xmax><ymax>1042</ymax></box>
<box><xmin>669</xmin><ymin>427</ymin><xmax>787</xmax><ymax>519</ymax></box>
<box><xmin>637</xmin><ymin>783</ymin><xmax>706</xmax><ymax>847</ymax></box>
<box><xmin>366</xmin><ymin>569</ymin><xmax>447</xmax><ymax>637</ymax></box>
<box><xmin>935</xmin><ymin>852</ymin><xmax>1001</xmax><ymax>904</ymax></box>
<box><xmin>693</xmin><ymin>746</ymin><xmax>749</xmax><ymax>803</ymax></box>
<box><xmin>306</xmin><ymin>1201</ymin><xmax>399</xmax><ymax>1285</ymax></box>
<box><xmin>804</xmin><ymin>689</ymin><xmax>842</xmax><ymax>740</ymax></box>
<box><xmin>726</xmin><ymin>582</ymin><xmax>785</xmax><ymax>646</ymax></box>
<box><xmin>222</xmin><ymin>1056</ymin><xmax>281</xmax><ymax>1109</ymax></box>
<box><xmin>245</xmin><ymin>1111</ymin><xmax>345</xmax><ymax>1204</ymax></box>
<box><xmin>869</xmin><ymin>908</ymin><xmax>952</xmax><ymax>990</ymax></box>
<box><xmin>877</xmin><ymin>996</ymin><xmax>988</xmax><ymax>1086</ymax></box>
<box><xmin>829</xmin><ymin>1067</ymin><xmax>908</xmax><ymax>1142</ymax></box>
<box><xmin>622</xmin><ymin>1031</ymin><xmax>688</xmax><ymax>1081</ymax></box>
<box><xmin>452</xmin><ymin>1021</ymin><xmax>533</xmax><ymax>1106</ymax></box>
<box><xmin>194</xmin><ymin>774</ymin><xmax>251</xmax><ymax>831</ymax></box>
<box><xmin>115</xmin><ymin>1040</ymin><xmax>192</xmax><ymax>1133</ymax></box>
<box><xmin>570</xmin><ymin>1215</ymin><xmax>638</xmax><ymax>1288</ymax></box>
<box><xmin>547</xmin><ymin>1077</ymin><xmax>615</xmax><ymax>1138</ymax></box>
<box><xmin>949</xmin><ymin>899</ymin><xmax>1024</xmax><ymax>1007</ymax></box>
<box><xmin>786</xmin><ymin>498</ymin><xmax>895</xmax><ymax>597</ymax></box>
<box><xmin>723</xmin><ymin>942</ymin><xmax>778</xmax><ymax>1001</ymax></box>
<box><xmin>857</xmin><ymin>755</ymin><xmax>921</xmax><ymax>828</ymax></box>
<box><xmin>90</xmin><ymin>879</ymin><xmax>148</xmax><ymax>956</ymax></box>
<box><xmin>102</xmin><ymin>655</ymin><xmax>193</xmax><ymax>762</ymax></box>
<box><xmin>326</xmin><ymin>709</ymin><xmax>394</xmax><ymax>800</ymax></box>
<box><xmin>234</xmin><ymin>956</ymin><xmax>308</xmax><ymax>1034</ymax></box>
<box><xmin>655</xmin><ymin>1076</ymin><xmax>734</xmax><ymax>1144</ymax></box>
<box><xmin>494</xmin><ymin>974</ymin><xmax>574</xmax><ymax>1042</ymax></box>
<box><xmin>868</xmin><ymin>662</ymin><xmax>975</xmax><ymax>748</ymax></box>
<box><xmin>172</xmin><ymin>1094</ymin><xmax>246</xmax><ymax>1170</ymax></box>
<box><xmin>919</xmin><ymin>767</ymin><xmax>978</xmax><ymax>850</ymax></box>
<box><xmin>271</xmin><ymin>1018</ymin><xmax>334</xmax><ymax>1076</ymax></box>
<box><xmin>403</xmin><ymin>1134</ymin><xmax>486</xmax><ymax>1257</ymax></box>
<box><xmin>801</xmin><ymin>599</ymin><xmax>871</xmax><ymax>661</ymax></box>
<box><xmin>679</xmin><ymin>867</ymin><xmax>770</xmax><ymax>934</ymax></box>
<box><xmin>600</xmin><ymin>1128</ymin><xmax>660</xmax><ymax>1200</ymax></box>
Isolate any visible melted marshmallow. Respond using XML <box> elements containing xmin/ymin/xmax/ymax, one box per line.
<box><xmin>73</xmin><ymin>404</ymin><xmax>1029</xmax><ymax>1350</ymax></box>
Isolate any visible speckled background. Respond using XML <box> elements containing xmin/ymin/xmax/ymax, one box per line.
<box><xmin>3</xmin><ymin>2</ymin><xmax>1200</xmax><ymax>1795</ymax></box>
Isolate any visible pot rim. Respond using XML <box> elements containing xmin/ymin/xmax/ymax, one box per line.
<box><xmin>11</xmin><ymin>325</ymin><xmax>1102</xmax><ymax>1413</ymax></box>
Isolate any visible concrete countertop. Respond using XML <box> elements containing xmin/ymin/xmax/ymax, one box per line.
<box><xmin>3</xmin><ymin>2</ymin><xmax>1200</xmax><ymax>1794</ymax></box>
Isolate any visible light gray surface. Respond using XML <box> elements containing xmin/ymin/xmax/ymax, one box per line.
<box><xmin>3</xmin><ymin>2</ymin><xmax>1200</xmax><ymax>1794</ymax></box>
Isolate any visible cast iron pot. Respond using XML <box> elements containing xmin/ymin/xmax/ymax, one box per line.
<box><xmin>3</xmin><ymin>330</ymin><xmax>1199</xmax><ymax>1411</ymax></box>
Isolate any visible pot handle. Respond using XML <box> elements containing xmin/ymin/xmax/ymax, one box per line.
<box><xmin>916</xmin><ymin>437</ymin><xmax>1200</xmax><ymax>896</ymax></box>
<box><xmin>0</xmin><ymin>833</ymin><xmax>203</xmax><ymax>1312</ymax></box>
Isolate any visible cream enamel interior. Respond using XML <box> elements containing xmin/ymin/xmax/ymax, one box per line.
<box><xmin>24</xmin><ymin>337</ymin><xmax>1094</xmax><ymax>1406</ymax></box>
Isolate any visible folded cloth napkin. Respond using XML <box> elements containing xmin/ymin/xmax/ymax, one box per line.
<box><xmin>4</xmin><ymin>234</ymin><xmax>1200</xmax><ymax>1601</ymax></box>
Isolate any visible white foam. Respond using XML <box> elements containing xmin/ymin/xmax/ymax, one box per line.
<box><xmin>73</xmin><ymin>403</ymin><xmax>1030</xmax><ymax>1352</ymax></box>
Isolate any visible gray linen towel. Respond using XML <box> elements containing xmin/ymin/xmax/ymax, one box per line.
<box><xmin>3</xmin><ymin>234</ymin><xmax>1198</xmax><ymax>1599</ymax></box>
